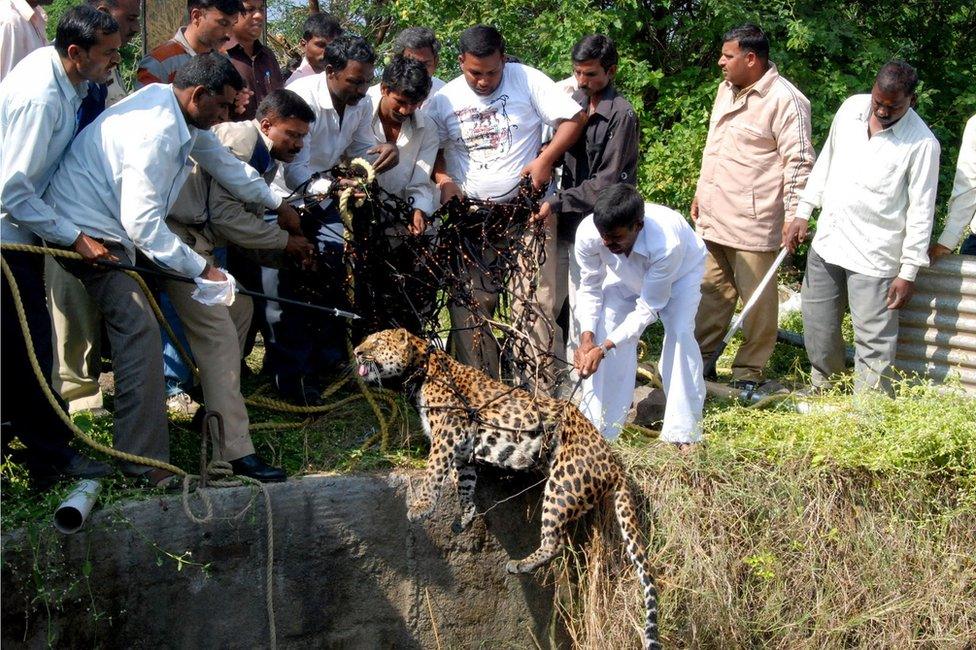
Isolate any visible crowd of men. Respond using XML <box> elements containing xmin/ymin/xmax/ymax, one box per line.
<box><xmin>1</xmin><ymin>0</ymin><xmax>973</xmax><ymax>490</ymax></box>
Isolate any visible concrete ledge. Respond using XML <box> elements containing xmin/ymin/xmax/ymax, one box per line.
<box><xmin>2</xmin><ymin>470</ymin><xmax>568</xmax><ymax>649</ymax></box>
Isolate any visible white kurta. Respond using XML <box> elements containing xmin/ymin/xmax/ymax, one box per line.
<box><xmin>574</xmin><ymin>204</ymin><xmax>707</xmax><ymax>441</ymax></box>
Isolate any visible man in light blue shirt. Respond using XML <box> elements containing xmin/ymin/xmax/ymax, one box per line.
<box><xmin>0</xmin><ymin>5</ymin><xmax>121</xmax><ymax>489</ymax></box>
<box><xmin>44</xmin><ymin>52</ymin><xmax>302</xmax><ymax>486</ymax></box>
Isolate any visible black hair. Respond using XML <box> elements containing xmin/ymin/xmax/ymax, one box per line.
<box><xmin>458</xmin><ymin>24</ymin><xmax>504</xmax><ymax>58</ymax></box>
<box><xmin>257</xmin><ymin>89</ymin><xmax>316</xmax><ymax>123</ymax></box>
<box><xmin>187</xmin><ymin>0</ymin><xmax>244</xmax><ymax>16</ymax></box>
<box><xmin>303</xmin><ymin>13</ymin><xmax>343</xmax><ymax>41</ymax></box>
<box><xmin>85</xmin><ymin>0</ymin><xmax>123</xmax><ymax>9</ymax></box>
<box><xmin>173</xmin><ymin>51</ymin><xmax>244</xmax><ymax>92</ymax></box>
<box><xmin>324</xmin><ymin>34</ymin><xmax>376</xmax><ymax>72</ymax></box>
<box><xmin>392</xmin><ymin>26</ymin><xmax>441</xmax><ymax>57</ymax></box>
<box><xmin>54</xmin><ymin>4</ymin><xmax>119</xmax><ymax>57</ymax></box>
<box><xmin>571</xmin><ymin>34</ymin><xmax>618</xmax><ymax>71</ymax></box>
<box><xmin>722</xmin><ymin>23</ymin><xmax>769</xmax><ymax>61</ymax></box>
<box><xmin>875</xmin><ymin>60</ymin><xmax>919</xmax><ymax>96</ymax></box>
<box><xmin>381</xmin><ymin>55</ymin><xmax>432</xmax><ymax>104</ymax></box>
<box><xmin>593</xmin><ymin>184</ymin><xmax>644</xmax><ymax>232</ymax></box>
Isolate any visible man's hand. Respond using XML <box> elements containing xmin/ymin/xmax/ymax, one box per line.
<box><xmin>690</xmin><ymin>196</ymin><xmax>699</xmax><ymax>223</ymax></box>
<box><xmin>521</xmin><ymin>157</ymin><xmax>554</xmax><ymax>191</ymax></box>
<box><xmin>532</xmin><ymin>199</ymin><xmax>553</xmax><ymax>223</ymax></box>
<box><xmin>199</xmin><ymin>264</ymin><xmax>228</xmax><ymax>282</ymax></box>
<box><xmin>234</xmin><ymin>87</ymin><xmax>254</xmax><ymax>116</ymax></box>
<box><xmin>368</xmin><ymin>143</ymin><xmax>399</xmax><ymax>173</ymax></box>
<box><xmin>334</xmin><ymin>177</ymin><xmax>367</xmax><ymax>199</ymax></box>
<box><xmin>928</xmin><ymin>243</ymin><xmax>953</xmax><ymax>262</ymax></box>
<box><xmin>408</xmin><ymin>209</ymin><xmax>427</xmax><ymax>236</ymax></box>
<box><xmin>284</xmin><ymin>234</ymin><xmax>315</xmax><ymax>269</ymax></box>
<box><xmin>437</xmin><ymin>179</ymin><xmax>463</xmax><ymax>205</ymax></box>
<box><xmin>886</xmin><ymin>277</ymin><xmax>915</xmax><ymax>310</ymax></box>
<box><xmin>783</xmin><ymin>218</ymin><xmax>809</xmax><ymax>253</ymax></box>
<box><xmin>275</xmin><ymin>202</ymin><xmax>303</xmax><ymax>236</ymax></box>
<box><xmin>574</xmin><ymin>333</ymin><xmax>609</xmax><ymax>378</ymax></box>
<box><xmin>71</xmin><ymin>234</ymin><xmax>118</xmax><ymax>264</ymax></box>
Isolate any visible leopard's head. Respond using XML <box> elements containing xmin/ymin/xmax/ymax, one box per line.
<box><xmin>354</xmin><ymin>328</ymin><xmax>424</xmax><ymax>383</ymax></box>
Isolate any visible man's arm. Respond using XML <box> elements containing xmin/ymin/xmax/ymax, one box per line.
<box><xmin>134</xmin><ymin>52</ymin><xmax>165</xmax><ymax>89</ymax></box>
<box><xmin>192</xmin><ymin>130</ymin><xmax>281</xmax><ymax>210</ymax></box>
<box><xmin>2</xmin><ymin>100</ymin><xmax>82</xmax><ymax>246</ymax></box>
<box><xmin>522</xmin><ymin>111</ymin><xmax>586</xmax><ymax>190</ymax></box>
<box><xmin>606</xmin><ymin>247</ymin><xmax>683</xmax><ymax>347</ymax></box>
<box><xmin>785</xmin><ymin>107</ymin><xmax>840</xmax><ymax>252</ymax></box>
<box><xmin>547</xmin><ymin>105</ymin><xmax>638</xmax><ymax>216</ymax></box>
<box><xmin>776</xmin><ymin>93</ymin><xmax>815</xmax><ymax>223</ymax></box>
<box><xmin>933</xmin><ymin>116</ymin><xmax>976</xmax><ymax>257</ymax></box>
<box><xmin>404</xmin><ymin>125</ymin><xmax>440</xmax><ymax>227</ymax></box>
<box><xmin>897</xmin><ymin>137</ymin><xmax>941</xmax><ymax>283</ymax></box>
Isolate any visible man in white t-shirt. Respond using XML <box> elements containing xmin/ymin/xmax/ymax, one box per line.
<box><xmin>427</xmin><ymin>24</ymin><xmax>585</xmax><ymax>381</ymax></box>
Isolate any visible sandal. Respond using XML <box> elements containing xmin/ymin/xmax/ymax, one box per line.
<box><xmin>129</xmin><ymin>468</ymin><xmax>182</xmax><ymax>492</ymax></box>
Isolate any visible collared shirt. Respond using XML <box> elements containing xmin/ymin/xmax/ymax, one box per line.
<box><xmin>426</xmin><ymin>63</ymin><xmax>583</xmax><ymax>201</ymax></box>
<box><xmin>550</xmin><ymin>86</ymin><xmax>638</xmax><ymax>241</ymax></box>
<box><xmin>168</xmin><ymin>119</ymin><xmax>288</xmax><ymax>251</ymax></box>
<box><xmin>797</xmin><ymin>94</ymin><xmax>941</xmax><ymax>281</ymax></box>
<box><xmin>225</xmin><ymin>38</ymin><xmax>284</xmax><ymax>121</ymax></box>
<box><xmin>938</xmin><ymin>114</ymin><xmax>976</xmax><ymax>250</ymax></box>
<box><xmin>105</xmin><ymin>67</ymin><xmax>127</xmax><ymax>107</ymax></box>
<box><xmin>347</xmin><ymin>84</ymin><xmax>438</xmax><ymax>215</ymax></box>
<box><xmin>135</xmin><ymin>27</ymin><xmax>196</xmax><ymax>88</ymax></box>
<box><xmin>1</xmin><ymin>46</ymin><xmax>87</xmax><ymax>246</ymax></box>
<box><xmin>285</xmin><ymin>57</ymin><xmax>317</xmax><ymax>86</ymax></box>
<box><xmin>43</xmin><ymin>84</ymin><xmax>282</xmax><ymax>278</ymax></box>
<box><xmin>575</xmin><ymin>204</ymin><xmax>706</xmax><ymax>347</ymax></box>
<box><xmin>0</xmin><ymin>0</ymin><xmax>46</xmax><ymax>81</ymax></box>
<box><xmin>695</xmin><ymin>63</ymin><xmax>814</xmax><ymax>251</ymax></box>
<box><xmin>281</xmin><ymin>72</ymin><xmax>373</xmax><ymax>190</ymax></box>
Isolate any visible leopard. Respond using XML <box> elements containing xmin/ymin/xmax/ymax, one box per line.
<box><xmin>354</xmin><ymin>328</ymin><xmax>660</xmax><ymax>649</ymax></box>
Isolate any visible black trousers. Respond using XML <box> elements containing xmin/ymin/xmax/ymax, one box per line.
<box><xmin>1</xmin><ymin>250</ymin><xmax>76</xmax><ymax>477</ymax></box>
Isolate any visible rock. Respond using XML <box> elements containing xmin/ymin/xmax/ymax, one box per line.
<box><xmin>627</xmin><ymin>386</ymin><xmax>667</xmax><ymax>428</ymax></box>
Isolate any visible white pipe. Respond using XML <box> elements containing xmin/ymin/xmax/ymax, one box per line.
<box><xmin>54</xmin><ymin>479</ymin><xmax>102</xmax><ymax>534</ymax></box>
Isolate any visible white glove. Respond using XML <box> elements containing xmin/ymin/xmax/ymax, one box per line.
<box><xmin>308</xmin><ymin>177</ymin><xmax>332</xmax><ymax>196</ymax></box>
<box><xmin>191</xmin><ymin>270</ymin><xmax>237</xmax><ymax>306</ymax></box>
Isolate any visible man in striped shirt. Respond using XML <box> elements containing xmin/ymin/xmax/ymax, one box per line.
<box><xmin>692</xmin><ymin>24</ymin><xmax>814</xmax><ymax>389</ymax></box>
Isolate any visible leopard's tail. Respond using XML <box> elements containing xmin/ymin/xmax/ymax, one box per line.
<box><xmin>613</xmin><ymin>480</ymin><xmax>660</xmax><ymax>650</ymax></box>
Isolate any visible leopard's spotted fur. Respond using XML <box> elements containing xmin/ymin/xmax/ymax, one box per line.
<box><xmin>354</xmin><ymin>328</ymin><xmax>660</xmax><ymax>649</ymax></box>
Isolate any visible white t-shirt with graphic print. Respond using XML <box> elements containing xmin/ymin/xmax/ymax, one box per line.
<box><xmin>427</xmin><ymin>62</ymin><xmax>582</xmax><ymax>201</ymax></box>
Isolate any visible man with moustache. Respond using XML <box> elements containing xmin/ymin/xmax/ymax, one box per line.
<box><xmin>285</xmin><ymin>12</ymin><xmax>342</xmax><ymax>85</ymax></box>
<box><xmin>785</xmin><ymin>60</ymin><xmax>940</xmax><ymax>395</ymax></box>
<box><xmin>225</xmin><ymin>0</ymin><xmax>283</xmax><ymax>120</ymax></box>
<box><xmin>160</xmin><ymin>89</ymin><xmax>316</xmax><ymax>481</ymax></box>
<box><xmin>135</xmin><ymin>0</ymin><xmax>242</xmax><ymax>87</ymax></box>
<box><xmin>0</xmin><ymin>5</ymin><xmax>121</xmax><ymax>488</ymax></box>
<box><xmin>43</xmin><ymin>53</ymin><xmax>303</xmax><ymax>487</ymax></box>
<box><xmin>426</xmin><ymin>24</ymin><xmax>585</xmax><ymax>383</ymax></box>
<box><xmin>390</xmin><ymin>26</ymin><xmax>444</xmax><ymax>106</ymax></box>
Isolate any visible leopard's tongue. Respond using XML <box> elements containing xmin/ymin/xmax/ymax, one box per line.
<box><xmin>357</xmin><ymin>364</ymin><xmax>369</xmax><ymax>377</ymax></box>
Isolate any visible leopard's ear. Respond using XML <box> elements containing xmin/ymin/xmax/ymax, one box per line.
<box><xmin>396</xmin><ymin>328</ymin><xmax>410</xmax><ymax>346</ymax></box>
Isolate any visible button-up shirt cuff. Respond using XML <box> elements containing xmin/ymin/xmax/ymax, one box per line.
<box><xmin>579</xmin><ymin>317</ymin><xmax>600</xmax><ymax>337</ymax></box>
<box><xmin>898</xmin><ymin>264</ymin><xmax>919</xmax><ymax>282</ymax></box>
<box><xmin>794</xmin><ymin>202</ymin><xmax>814</xmax><ymax>221</ymax></box>
<box><xmin>263</xmin><ymin>193</ymin><xmax>282</xmax><ymax>210</ymax></box>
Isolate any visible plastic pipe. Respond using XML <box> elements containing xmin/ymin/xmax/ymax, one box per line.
<box><xmin>53</xmin><ymin>479</ymin><xmax>102</xmax><ymax>534</ymax></box>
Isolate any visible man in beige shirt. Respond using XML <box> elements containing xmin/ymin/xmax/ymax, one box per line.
<box><xmin>162</xmin><ymin>89</ymin><xmax>314</xmax><ymax>481</ymax></box>
<box><xmin>692</xmin><ymin>24</ymin><xmax>814</xmax><ymax>386</ymax></box>
<box><xmin>0</xmin><ymin>0</ymin><xmax>49</xmax><ymax>80</ymax></box>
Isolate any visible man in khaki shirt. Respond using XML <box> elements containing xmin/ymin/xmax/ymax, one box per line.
<box><xmin>163</xmin><ymin>89</ymin><xmax>314</xmax><ymax>482</ymax></box>
<box><xmin>692</xmin><ymin>24</ymin><xmax>814</xmax><ymax>386</ymax></box>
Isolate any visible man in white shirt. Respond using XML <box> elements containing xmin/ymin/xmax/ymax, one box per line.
<box><xmin>785</xmin><ymin>60</ymin><xmax>941</xmax><ymax>394</ymax></box>
<box><xmin>261</xmin><ymin>33</ymin><xmax>397</xmax><ymax>404</ymax></box>
<box><xmin>930</xmin><ymin>115</ymin><xmax>976</xmax><ymax>259</ymax></box>
<box><xmin>426</xmin><ymin>24</ymin><xmax>585</xmax><ymax>380</ymax></box>
<box><xmin>0</xmin><ymin>5</ymin><xmax>121</xmax><ymax>488</ymax></box>
<box><xmin>284</xmin><ymin>12</ymin><xmax>342</xmax><ymax>86</ymax></box>
<box><xmin>390</xmin><ymin>26</ymin><xmax>445</xmax><ymax>107</ymax></box>
<box><xmin>574</xmin><ymin>184</ymin><xmax>707</xmax><ymax>445</ymax></box>
<box><xmin>44</xmin><ymin>53</ymin><xmax>302</xmax><ymax>486</ymax></box>
<box><xmin>0</xmin><ymin>0</ymin><xmax>49</xmax><ymax>80</ymax></box>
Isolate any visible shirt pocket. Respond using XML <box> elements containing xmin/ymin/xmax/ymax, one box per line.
<box><xmin>725</xmin><ymin>123</ymin><xmax>776</xmax><ymax>162</ymax></box>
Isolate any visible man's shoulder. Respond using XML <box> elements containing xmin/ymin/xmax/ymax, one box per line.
<box><xmin>212</xmin><ymin>120</ymin><xmax>261</xmax><ymax>161</ymax></box>
<box><xmin>901</xmin><ymin>109</ymin><xmax>940</xmax><ymax>148</ymax></box>
<box><xmin>0</xmin><ymin>48</ymin><xmax>57</xmax><ymax>100</ymax></box>
<box><xmin>285</xmin><ymin>73</ymin><xmax>323</xmax><ymax>101</ymax></box>
<box><xmin>144</xmin><ymin>39</ymin><xmax>188</xmax><ymax>63</ymax></box>
<box><xmin>766</xmin><ymin>73</ymin><xmax>811</xmax><ymax>109</ymax></box>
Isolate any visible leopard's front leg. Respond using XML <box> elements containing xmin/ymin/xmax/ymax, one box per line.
<box><xmin>407</xmin><ymin>414</ymin><xmax>461</xmax><ymax>523</ymax></box>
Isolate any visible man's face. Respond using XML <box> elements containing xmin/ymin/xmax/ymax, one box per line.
<box><xmin>187</xmin><ymin>84</ymin><xmax>236</xmax><ymax>128</ymax></box>
<box><xmin>191</xmin><ymin>7</ymin><xmax>236</xmax><ymax>50</ymax></box>
<box><xmin>100</xmin><ymin>0</ymin><xmax>140</xmax><ymax>45</ymax></box>
<box><xmin>458</xmin><ymin>51</ymin><xmax>504</xmax><ymax>96</ymax></box>
<box><xmin>718</xmin><ymin>40</ymin><xmax>752</xmax><ymax>87</ymax></box>
<box><xmin>326</xmin><ymin>60</ymin><xmax>373</xmax><ymax>106</ymax></box>
<box><xmin>403</xmin><ymin>46</ymin><xmax>438</xmax><ymax>78</ymax></box>
<box><xmin>261</xmin><ymin>115</ymin><xmax>310</xmax><ymax>162</ymax></box>
<box><xmin>380</xmin><ymin>86</ymin><xmax>422</xmax><ymax>124</ymax></box>
<box><xmin>301</xmin><ymin>36</ymin><xmax>332</xmax><ymax>73</ymax></box>
<box><xmin>72</xmin><ymin>30</ymin><xmax>122</xmax><ymax>84</ymax></box>
<box><xmin>573</xmin><ymin>58</ymin><xmax>614</xmax><ymax>98</ymax></box>
<box><xmin>870</xmin><ymin>83</ymin><xmax>914</xmax><ymax>129</ymax></box>
<box><xmin>234</xmin><ymin>0</ymin><xmax>265</xmax><ymax>44</ymax></box>
<box><xmin>598</xmin><ymin>221</ymin><xmax>643</xmax><ymax>256</ymax></box>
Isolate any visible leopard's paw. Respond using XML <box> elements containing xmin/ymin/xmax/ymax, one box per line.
<box><xmin>452</xmin><ymin>508</ymin><xmax>477</xmax><ymax>534</ymax></box>
<box><xmin>505</xmin><ymin>559</ymin><xmax>522</xmax><ymax>574</ymax></box>
<box><xmin>407</xmin><ymin>499</ymin><xmax>434</xmax><ymax>523</ymax></box>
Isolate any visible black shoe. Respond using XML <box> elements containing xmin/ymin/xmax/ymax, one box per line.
<box><xmin>704</xmin><ymin>368</ymin><xmax>718</xmax><ymax>382</ymax></box>
<box><xmin>276</xmin><ymin>376</ymin><xmax>323</xmax><ymax>406</ymax></box>
<box><xmin>63</xmin><ymin>453</ymin><xmax>113</xmax><ymax>480</ymax></box>
<box><xmin>230</xmin><ymin>454</ymin><xmax>286</xmax><ymax>483</ymax></box>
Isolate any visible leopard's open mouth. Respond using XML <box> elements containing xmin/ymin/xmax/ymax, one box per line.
<box><xmin>357</xmin><ymin>359</ymin><xmax>378</xmax><ymax>379</ymax></box>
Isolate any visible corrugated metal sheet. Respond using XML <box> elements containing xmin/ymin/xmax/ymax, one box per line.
<box><xmin>895</xmin><ymin>254</ymin><xmax>976</xmax><ymax>394</ymax></box>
